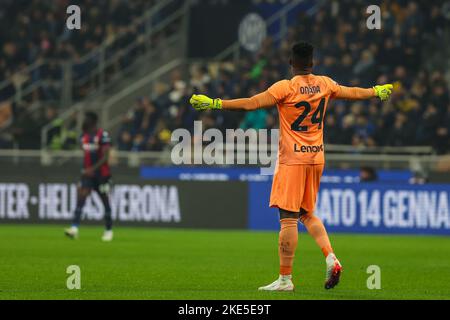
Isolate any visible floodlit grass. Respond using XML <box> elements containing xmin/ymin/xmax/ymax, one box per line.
<box><xmin>0</xmin><ymin>225</ymin><xmax>449</xmax><ymax>300</ymax></box>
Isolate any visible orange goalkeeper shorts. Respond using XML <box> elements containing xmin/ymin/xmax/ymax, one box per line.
<box><xmin>269</xmin><ymin>163</ymin><xmax>324</xmax><ymax>213</ymax></box>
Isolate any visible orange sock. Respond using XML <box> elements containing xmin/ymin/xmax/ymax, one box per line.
<box><xmin>301</xmin><ymin>215</ymin><xmax>333</xmax><ymax>257</ymax></box>
<box><xmin>278</xmin><ymin>218</ymin><xmax>298</xmax><ymax>275</ymax></box>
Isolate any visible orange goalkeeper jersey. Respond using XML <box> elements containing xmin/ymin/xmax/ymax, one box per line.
<box><xmin>267</xmin><ymin>74</ymin><xmax>374</xmax><ymax>165</ymax></box>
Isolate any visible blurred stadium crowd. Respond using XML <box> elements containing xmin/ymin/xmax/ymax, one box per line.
<box><xmin>0</xmin><ymin>0</ymin><xmax>160</xmax><ymax>93</ymax></box>
<box><xmin>0</xmin><ymin>0</ymin><xmax>181</xmax><ymax>149</ymax></box>
<box><xmin>1</xmin><ymin>0</ymin><xmax>449</xmax><ymax>154</ymax></box>
<box><xmin>117</xmin><ymin>0</ymin><xmax>450</xmax><ymax>154</ymax></box>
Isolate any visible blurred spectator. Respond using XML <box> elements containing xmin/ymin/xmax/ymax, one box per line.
<box><xmin>360</xmin><ymin>167</ymin><xmax>378</xmax><ymax>182</ymax></box>
<box><xmin>409</xmin><ymin>171</ymin><xmax>429</xmax><ymax>184</ymax></box>
<box><xmin>240</xmin><ymin>109</ymin><xmax>268</xmax><ymax>130</ymax></box>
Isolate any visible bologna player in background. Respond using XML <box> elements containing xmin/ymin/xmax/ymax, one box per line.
<box><xmin>65</xmin><ymin>112</ymin><xmax>114</xmax><ymax>242</ymax></box>
<box><xmin>190</xmin><ymin>42</ymin><xmax>393</xmax><ymax>291</ymax></box>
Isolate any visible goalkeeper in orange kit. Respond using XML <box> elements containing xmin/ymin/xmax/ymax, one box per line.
<box><xmin>190</xmin><ymin>42</ymin><xmax>393</xmax><ymax>291</ymax></box>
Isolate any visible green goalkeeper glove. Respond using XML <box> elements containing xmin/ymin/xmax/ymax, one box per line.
<box><xmin>190</xmin><ymin>94</ymin><xmax>223</xmax><ymax>110</ymax></box>
<box><xmin>373</xmin><ymin>84</ymin><xmax>394</xmax><ymax>101</ymax></box>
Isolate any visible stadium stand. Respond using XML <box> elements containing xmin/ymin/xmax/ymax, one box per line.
<box><xmin>0</xmin><ymin>0</ymin><xmax>182</xmax><ymax>149</ymax></box>
<box><xmin>117</xmin><ymin>0</ymin><xmax>450</xmax><ymax>154</ymax></box>
<box><xmin>0</xmin><ymin>0</ymin><xmax>159</xmax><ymax>95</ymax></box>
<box><xmin>0</xmin><ymin>0</ymin><xmax>449</xmax><ymax>155</ymax></box>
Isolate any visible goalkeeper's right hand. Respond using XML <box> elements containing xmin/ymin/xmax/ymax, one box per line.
<box><xmin>190</xmin><ymin>94</ymin><xmax>223</xmax><ymax>111</ymax></box>
<box><xmin>373</xmin><ymin>84</ymin><xmax>394</xmax><ymax>101</ymax></box>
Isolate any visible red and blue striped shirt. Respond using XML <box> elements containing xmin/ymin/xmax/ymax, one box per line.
<box><xmin>81</xmin><ymin>129</ymin><xmax>111</xmax><ymax>177</ymax></box>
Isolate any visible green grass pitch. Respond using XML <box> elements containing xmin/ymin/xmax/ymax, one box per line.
<box><xmin>0</xmin><ymin>224</ymin><xmax>449</xmax><ymax>300</ymax></box>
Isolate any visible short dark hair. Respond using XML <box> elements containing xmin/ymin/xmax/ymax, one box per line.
<box><xmin>83</xmin><ymin>111</ymin><xmax>98</xmax><ymax>130</ymax></box>
<box><xmin>291</xmin><ymin>42</ymin><xmax>314</xmax><ymax>69</ymax></box>
<box><xmin>85</xmin><ymin>111</ymin><xmax>98</xmax><ymax>122</ymax></box>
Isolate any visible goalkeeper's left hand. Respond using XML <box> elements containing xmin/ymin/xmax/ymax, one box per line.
<box><xmin>373</xmin><ymin>84</ymin><xmax>394</xmax><ymax>101</ymax></box>
<box><xmin>190</xmin><ymin>94</ymin><xmax>222</xmax><ymax>110</ymax></box>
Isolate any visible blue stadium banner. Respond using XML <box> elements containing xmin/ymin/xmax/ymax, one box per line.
<box><xmin>140</xmin><ymin>166</ymin><xmax>271</xmax><ymax>182</ymax></box>
<box><xmin>140</xmin><ymin>166</ymin><xmax>412</xmax><ymax>184</ymax></box>
<box><xmin>249</xmin><ymin>182</ymin><xmax>450</xmax><ymax>235</ymax></box>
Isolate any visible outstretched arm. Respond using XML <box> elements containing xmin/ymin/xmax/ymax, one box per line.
<box><xmin>333</xmin><ymin>84</ymin><xmax>393</xmax><ymax>101</ymax></box>
<box><xmin>190</xmin><ymin>84</ymin><xmax>394</xmax><ymax>110</ymax></box>
<box><xmin>222</xmin><ymin>91</ymin><xmax>277</xmax><ymax>110</ymax></box>
<box><xmin>190</xmin><ymin>91</ymin><xmax>277</xmax><ymax>111</ymax></box>
<box><xmin>334</xmin><ymin>86</ymin><xmax>375</xmax><ymax>100</ymax></box>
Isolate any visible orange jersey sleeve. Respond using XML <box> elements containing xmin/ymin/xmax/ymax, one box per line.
<box><xmin>325</xmin><ymin>77</ymin><xmax>375</xmax><ymax>100</ymax></box>
<box><xmin>222</xmin><ymin>91</ymin><xmax>277</xmax><ymax>110</ymax></box>
<box><xmin>334</xmin><ymin>86</ymin><xmax>375</xmax><ymax>100</ymax></box>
